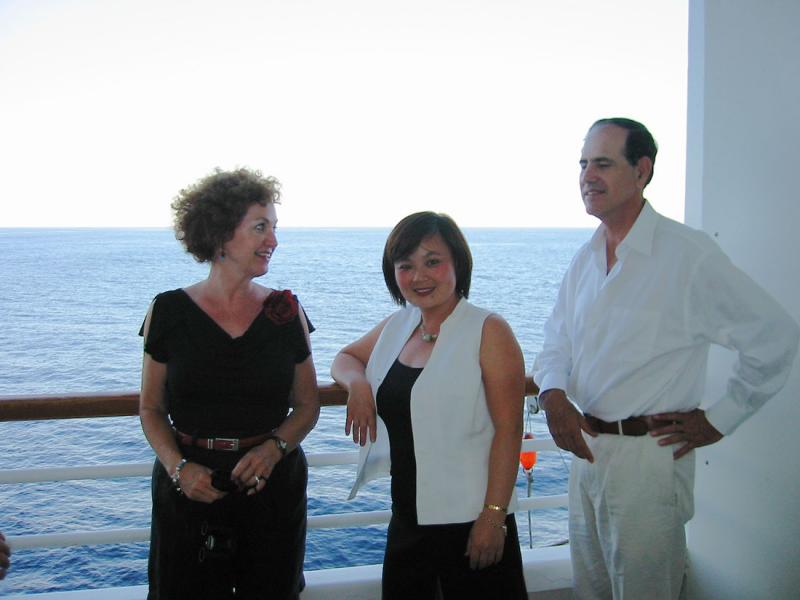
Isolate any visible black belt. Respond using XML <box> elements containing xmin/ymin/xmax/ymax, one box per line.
<box><xmin>174</xmin><ymin>429</ymin><xmax>271</xmax><ymax>451</ymax></box>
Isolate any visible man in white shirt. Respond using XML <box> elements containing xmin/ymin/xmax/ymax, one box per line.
<box><xmin>533</xmin><ymin>118</ymin><xmax>799</xmax><ymax>600</ymax></box>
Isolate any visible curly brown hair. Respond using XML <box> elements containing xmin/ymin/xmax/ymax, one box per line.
<box><xmin>171</xmin><ymin>168</ymin><xmax>281</xmax><ymax>262</ymax></box>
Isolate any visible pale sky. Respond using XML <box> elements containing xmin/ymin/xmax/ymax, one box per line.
<box><xmin>0</xmin><ymin>0</ymin><xmax>688</xmax><ymax>228</ymax></box>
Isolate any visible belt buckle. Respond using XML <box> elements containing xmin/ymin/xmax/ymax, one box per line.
<box><xmin>210</xmin><ymin>437</ymin><xmax>239</xmax><ymax>451</ymax></box>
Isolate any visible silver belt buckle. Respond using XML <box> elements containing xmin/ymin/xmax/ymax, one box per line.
<box><xmin>210</xmin><ymin>437</ymin><xmax>239</xmax><ymax>451</ymax></box>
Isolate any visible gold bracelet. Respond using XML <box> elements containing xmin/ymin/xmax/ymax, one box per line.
<box><xmin>483</xmin><ymin>503</ymin><xmax>507</xmax><ymax>514</ymax></box>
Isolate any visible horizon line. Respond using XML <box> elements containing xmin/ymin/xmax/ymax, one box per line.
<box><xmin>0</xmin><ymin>225</ymin><xmax>596</xmax><ymax>231</ymax></box>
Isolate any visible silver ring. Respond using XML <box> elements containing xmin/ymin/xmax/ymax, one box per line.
<box><xmin>254</xmin><ymin>475</ymin><xmax>261</xmax><ymax>485</ymax></box>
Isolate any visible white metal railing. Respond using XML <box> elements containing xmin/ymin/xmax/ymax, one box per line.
<box><xmin>0</xmin><ymin>451</ymin><xmax>362</xmax><ymax>485</ymax></box>
<box><xmin>1</xmin><ymin>437</ymin><xmax>566</xmax><ymax>551</ymax></box>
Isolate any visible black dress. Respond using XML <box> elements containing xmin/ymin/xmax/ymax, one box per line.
<box><xmin>377</xmin><ymin>359</ymin><xmax>527</xmax><ymax>600</ymax></box>
<box><xmin>141</xmin><ymin>289</ymin><xmax>311</xmax><ymax>600</ymax></box>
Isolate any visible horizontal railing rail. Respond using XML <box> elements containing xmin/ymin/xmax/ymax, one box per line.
<box><xmin>6</xmin><ymin>497</ymin><xmax>569</xmax><ymax>552</ymax></box>
<box><xmin>0</xmin><ymin>452</ymin><xmax>365</xmax><ymax>485</ymax></box>
<box><xmin>0</xmin><ymin>438</ymin><xmax>555</xmax><ymax>485</ymax></box>
<box><xmin>0</xmin><ymin>378</ymin><xmax>541</xmax><ymax>421</ymax></box>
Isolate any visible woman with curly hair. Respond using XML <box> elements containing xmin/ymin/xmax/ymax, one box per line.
<box><xmin>139</xmin><ymin>168</ymin><xmax>319</xmax><ymax>599</ymax></box>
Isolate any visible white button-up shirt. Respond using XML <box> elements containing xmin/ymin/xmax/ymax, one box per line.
<box><xmin>533</xmin><ymin>202</ymin><xmax>799</xmax><ymax>435</ymax></box>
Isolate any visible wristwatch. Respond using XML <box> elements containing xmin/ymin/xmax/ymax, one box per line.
<box><xmin>266</xmin><ymin>433</ymin><xmax>288</xmax><ymax>457</ymax></box>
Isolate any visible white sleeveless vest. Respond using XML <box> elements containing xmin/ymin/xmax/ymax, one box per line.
<box><xmin>348</xmin><ymin>298</ymin><xmax>519</xmax><ymax>524</ymax></box>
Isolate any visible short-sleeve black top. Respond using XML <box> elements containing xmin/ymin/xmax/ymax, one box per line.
<box><xmin>140</xmin><ymin>288</ymin><xmax>310</xmax><ymax>438</ymax></box>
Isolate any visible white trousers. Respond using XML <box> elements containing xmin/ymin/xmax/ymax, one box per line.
<box><xmin>569</xmin><ymin>433</ymin><xmax>695</xmax><ymax>600</ymax></box>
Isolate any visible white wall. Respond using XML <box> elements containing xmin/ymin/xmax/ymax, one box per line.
<box><xmin>685</xmin><ymin>1</ymin><xmax>800</xmax><ymax>599</ymax></box>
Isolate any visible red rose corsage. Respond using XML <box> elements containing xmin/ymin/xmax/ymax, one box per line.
<box><xmin>263</xmin><ymin>289</ymin><xmax>298</xmax><ymax>325</ymax></box>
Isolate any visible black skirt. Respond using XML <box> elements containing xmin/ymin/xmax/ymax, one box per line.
<box><xmin>382</xmin><ymin>513</ymin><xmax>528</xmax><ymax>600</ymax></box>
<box><xmin>147</xmin><ymin>445</ymin><xmax>308</xmax><ymax>600</ymax></box>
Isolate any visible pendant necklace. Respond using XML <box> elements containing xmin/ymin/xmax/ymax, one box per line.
<box><xmin>419</xmin><ymin>321</ymin><xmax>438</xmax><ymax>343</ymax></box>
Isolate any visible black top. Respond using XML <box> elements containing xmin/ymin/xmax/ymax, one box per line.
<box><xmin>140</xmin><ymin>288</ymin><xmax>310</xmax><ymax>438</ymax></box>
<box><xmin>377</xmin><ymin>358</ymin><xmax>423</xmax><ymax>524</ymax></box>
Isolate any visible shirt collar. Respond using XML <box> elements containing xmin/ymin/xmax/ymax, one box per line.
<box><xmin>589</xmin><ymin>200</ymin><xmax>658</xmax><ymax>258</ymax></box>
<box><xmin>620</xmin><ymin>201</ymin><xmax>657</xmax><ymax>257</ymax></box>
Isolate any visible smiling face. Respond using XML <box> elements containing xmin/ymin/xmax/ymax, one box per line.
<box><xmin>393</xmin><ymin>233</ymin><xmax>459</xmax><ymax>313</ymax></box>
<box><xmin>221</xmin><ymin>202</ymin><xmax>278</xmax><ymax>278</ymax></box>
<box><xmin>579</xmin><ymin>124</ymin><xmax>650</xmax><ymax>226</ymax></box>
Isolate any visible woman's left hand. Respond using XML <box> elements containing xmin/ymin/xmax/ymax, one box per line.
<box><xmin>231</xmin><ymin>441</ymin><xmax>283</xmax><ymax>496</ymax></box>
<box><xmin>465</xmin><ymin>513</ymin><xmax>506</xmax><ymax>570</ymax></box>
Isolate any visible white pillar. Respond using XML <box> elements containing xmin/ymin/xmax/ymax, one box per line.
<box><xmin>685</xmin><ymin>1</ymin><xmax>800</xmax><ymax>599</ymax></box>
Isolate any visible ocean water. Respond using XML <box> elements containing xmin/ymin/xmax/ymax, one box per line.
<box><xmin>0</xmin><ymin>227</ymin><xmax>591</xmax><ymax>595</ymax></box>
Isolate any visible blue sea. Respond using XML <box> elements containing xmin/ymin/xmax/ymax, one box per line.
<box><xmin>0</xmin><ymin>227</ymin><xmax>591</xmax><ymax>595</ymax></box>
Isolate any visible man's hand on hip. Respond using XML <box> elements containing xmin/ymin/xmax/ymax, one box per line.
<box><xmin>539</xmin><ymin>389</ymin><xmax>597</xmax><ymax>463</ymax></box>
<box><xmin>649</xmin><ymin>408</ymin><xmax>724</xmax><ymax>460</ymax></box>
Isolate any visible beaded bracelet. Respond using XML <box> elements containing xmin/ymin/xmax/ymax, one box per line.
<box><xmin>483</xmin><ymin>503</ymin><xmax>507</xmax><ymax>514</ymax></box>
<box><xmin>171</xmin><ymin>458</ymin><xmax>188</xmax><ymax>495</ymax></box>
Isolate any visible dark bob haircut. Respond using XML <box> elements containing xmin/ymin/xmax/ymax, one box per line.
<box><xmin>171</xmin><ymin>167</ymin><xmax>281</xmax><ymax>262</ymax></box>
<box><xmin>591</xmin><ymin>117</ymin><xmax>658</xmax><ymax>186</ymax></box>
<box><xmin>382</xmin><ymin>211</ymin><xmax>472</xmax><ymax>306</ymax></box>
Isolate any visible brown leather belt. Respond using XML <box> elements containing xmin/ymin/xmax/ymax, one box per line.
<box><xmin>174</xmin><ymin>429</ymin><xmax>271</xmax><ymax>451</ymax></box>
<box><xmin>584</xmin><ymin>414</ymin><xmax>654</xmax><ymax>437</ymax></box>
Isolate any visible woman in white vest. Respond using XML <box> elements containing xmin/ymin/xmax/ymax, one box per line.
<box><xmin>331</xmin><ymin>212</ymin><xmax>527</xmax><ymax>599</ymax></box>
